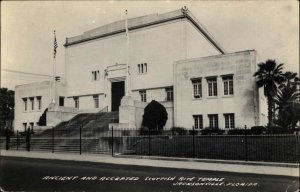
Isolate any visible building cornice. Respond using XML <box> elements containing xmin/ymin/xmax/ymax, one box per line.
<box><xmin>64</xmin><ymin>9</ymin><xmax>226</xmax><ymax>54</ymax></box>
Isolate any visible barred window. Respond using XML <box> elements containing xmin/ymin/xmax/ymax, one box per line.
<box><xmin>23</xmin><ymin>98</ymin><xmax>27</xmax><ymax>111</ymax></box>
<box><xmin>138</xmin><ymin>63</ymin><xmax>147</xmax><ymax>74</ymax></box>
<box><xmin>93</xmin><ymin>95</ymin><xmax>99</xmax><ymax>108</ymax></box>
<box><xmin>165</xmin><ymin>88</ymin><xmax>173</xmax><ymax>101</ymax></box>
<box><xmin>224</xmin><ymin>113</ymin><xmax>235</xmax><ymax>128</ymax></box>
<box><xmin>74</xmin><ymin>97</ymin><xmax>79</xmax><ymax>108</ymax></box>
<box><xmin>139</xmin><ymin>90</ymin><xmax>146</xmax><ymax>102</ymax></box>
<box><xmin>207</xmin><ymin>78</ymin><xmax>217</xmax><ymax>96</ymax></box>
<box><xmin>193</xmin><ymin>115</ymin><xmax>203</xmax><ymax>130</ymax></box>
<box><xmin>92</xmin><ymin>70</ymin><xmax>100</xmax><ymax>81</ymax></box>
<box><xmin>30</xmin><ymin>97</ymin><xmax>34</xmax><ymax>110</ymax></box>
<box><xmin>36</xmin><ymin>96</ymin><xmax>42</xmax><ymax>110</ymax></box>
<box><xmin>191</xmin><ymin>79</ymin><xmax>202</xmax><ymax>98</ymax></box>
<box><xmin>208</xmin><ymin>114</ymin><xmax>218</xmax><ymax>129</ymax></box>
<box><xmin>223</xmin><ymin>76</ymin><xmax>234</xmax><ymax>95</ymax></box>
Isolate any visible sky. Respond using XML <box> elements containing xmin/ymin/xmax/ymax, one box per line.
<box><xmin>1</xmin><ymin>1</ymin><xmax>299</xmax><ymax>90</ymax></box>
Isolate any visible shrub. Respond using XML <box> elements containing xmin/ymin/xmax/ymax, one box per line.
<box><xmin>267</xmin><ymin>126</ymin><xmax>290</xmax><ymax>134</ymax></box>
<box><xmin>38</xmin><ymin>108</ymin><xmax>48</xmax><ymax>126</ymax></box>
<box><xmin>171</xmin><ymin>127</ymin><xmax>187</xmax><ymax>135</ymax></box>
<box><xmin>251</xmin><ymin>126</ymin><xmax>266</xmax><ymax>135</ymax></box>
<box><xmin>201</xmin><ymin>127</ymin><xmax>225</xmax><ymax>135</ymax></box>
<box><xmin>227</xmin><ymin>128</ymin><xmax>250</xmax><ymax>135</ymax></box>
<box><xmin>142</xmin><ymin>100</ymin><xmax>168</xmax><ymax>134</ymax></box>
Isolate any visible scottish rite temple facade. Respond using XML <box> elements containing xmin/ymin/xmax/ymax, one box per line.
<box><xmin>14</xmin><ymin>8</ymin><xmax>267</xmax><ymax>131</ymax></box>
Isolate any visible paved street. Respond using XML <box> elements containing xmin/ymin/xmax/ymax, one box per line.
<box><xmin>0</xmin><ymin>156</ymin><xmax>299</xmax><ymax>192</ymax></box>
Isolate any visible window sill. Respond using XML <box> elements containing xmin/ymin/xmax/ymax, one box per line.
<box><xmin>207</xmin><ymin>96</ymin><xmax>218</xmax><ymax>99</ymax></box>
<box><xmin>222</xmin><ymin>95</ymin><xmax>234</xmax><ymax>98</ymax></box>
<box><xmin>192</xmin><ymin>97</ymin><xmax>202</xmax><ymax>100</ymax></box>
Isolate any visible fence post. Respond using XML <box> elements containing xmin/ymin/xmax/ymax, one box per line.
<box><xmin>5</xmin><ymin>128</ymin><xmax>10</xmax><ymax>150</ymax></box>
<box><xmin>27</xmin><ymin>129</ymin><xmax>31</xmax><ymax>152</ymax></box>
<box><xmin>17</xmin><ymin>130</ymin><xmax>19</xmax><ymax>150</ymax></box>
<box><xmin>148</xmin><ymin>128</ymin><xmax>151</xmax><ymax>156</ymax></box>
<box><xmin>192</xmin><ymin>126</ymin><xmax>195</xmax><ymax>158</ymax></box>
<box><xmin>79</xmin><ymin>124</ymin><xmax>82</xmax><ymax>155</ymax></box>
<box><xmin>111</xmin><ymin>126</ymin><xmax>114</xmax><ymax>156</ymax></box>
<box><xmin>52</xmin><ymin>127</ymin><xmax>54</xmax><ymax>153</ymax></box>
<box><xmin>244</xmin><ymin>125</ymin><xmax>248</xmax><ymax>161</ymax></box>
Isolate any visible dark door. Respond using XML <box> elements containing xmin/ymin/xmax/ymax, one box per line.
<box><xmin>111</xmin><ymin>81</ymin><xmax>125</xmax><ymax>111</ymax></box>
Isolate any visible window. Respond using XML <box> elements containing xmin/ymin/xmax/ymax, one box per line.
<box><xmin>165</xmin><ymin>87</ymin><xmax>173</xmax><ymax>101</ymax></box>
<box><xmin>193</xmin><ymin>115</ymin><xmax>203</xmax><ymax>129</ymax></box>
<box><xmin>23</xmin><ymin>98</ymin><xmax>27</xmax><ymax>111</ymax></box>
<box><xmin>224</xmin><ymin>113</ymin><xmax>235</xmax><ymax>128</ymax></box>
<box><xmin>36</xmin><ymin>96</ymin><xmax>42</xmax><ymax>110</ymax></box>
<box><xmin>139</xmin><ymin>90</ymin><xmax>146</xmax><ymax>102</ymax></box>
<box><xmin>192</xmin><ymin>79</ymin><xmax>202</xmax><ymax>98</ymax></box>
<box><xmin>138</xmin><ymin>63</ymin><xmax>147</xmax><ymax>74</ymax></box>
<box><xmin>23</xmin><ymin>123</ymin><xmax>27</xmax><ymax>131</ymax></box>
<box><xmin>207</xmin><ymin>78</ymin><xmax>217</xmax><ymax>96</ymax></box>
<box><xmin>30</xmin><ymin>97</ymin><xmax>34</xmax><ymax>110</ymax></box>
<box><xmin>30</xmin><ymin>122</ymin><xmax>34</xmax><ymax>129</ymax></box>
<box><xmin>74</xmin><ymin>97</ymin><xmax>79</xmax><ymax>108</ymax></box>
<box><xmin>223</xmin><ymin>76</ymin><xmax>234</xmax><ymax>95</ymax></box>
<box><xmin>208</xmin><ymin>114</ymin><xmax>218</xmax><ymax>129</ymax></box>
<box><xmin>92</xmin><ymin>70</ymin><xmax>100</xmax><ymax>81</ymax></box>
<box><xmin>59</xmin><ymin>96</ymin><xmax>64</xmax><ymax>107</ymax></box>
<box><xmin>93</xmin><ymin>95</ymin><xmax>99</xmax><ymax>108</ymax></box>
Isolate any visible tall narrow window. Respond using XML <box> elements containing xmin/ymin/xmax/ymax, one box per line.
<box><xmin>30</xmin><ymin>122</ymin><xmax>34</xmax><ymax>129</ymax></box>
<box><xmin>36</xmin><ymin>96</ymin><xmax>42</xmax><ymax>110</ymax></box>
<box><xmin>193</xmin><ymin>115</ymin><xmax>203</xmax><ymax>129</ymax></box>
<box><xmin>223</xmin><ymin>76</ymin><xmax>234</xmax><ymax>95</ymax></box>
<box><xmin>91</xmin><ymin>70</ymin><xmax>100</xmax><ymax>81</ymax></box>
<box><xmin>23</xmin><ymin>123</ymin><xmax>27</xmax><ymax>131</ymax></box>
<box><xmin>23</xmin><ymin>98</ymin><xmax>27</xmax><ymax>111</ymax></box>
<box><xmin>93</xmin><ymin>95</ymin><xmax>99</xmax><ymax>108</ymax></box>
<box><xmin>30</xmin><ymin>97</ymin><xmax>34</xmax><ymax>110</ymax></box>
<box><xmin>207</xmin><ymin>78</ymin><xmax>217</xmax><ymax>96</ymax></box>
<box><xmin>192</xmin><ymin>78</ymin><xmax>202</xmax><ymax>98</ymax></box>
<box><xmin>138</xmin><ymin>63</ymin><xmax>147</xmax><ymax>74</ymax></box>
<box><xmin>139</xmin><ymin>90</ymin><xmax>147</xmax><ymax>102</ymax></box>
<box><xmin>144</xmin><ymin>63</ymin><xmax>147</xmax><ymax>73</ymax></box>
<box><xmin>224</xmin><ymin>113</ymin><xmax>235</xmax><ymax>128</ymax></box>
<box><xmin>74</xmin><ymin>97</ymin><xmax>79</xmax><ymax>109</ymax></box>
<box><xmin>208</xmin><ymin>114</ymin><xmax>218</xmax><ymax>129</ymax></box>
<box><xmin>165</xmin><ymin>87</ymin><xmax>173</xmax><ymax>101</ymax></box>
<box><xmin>59</xmin><ymin>96</ymin><xmax>64</xmax><ymax>106</ymax></box>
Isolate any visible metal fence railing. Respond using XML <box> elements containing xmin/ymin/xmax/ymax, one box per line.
<box><xmin>1</xmin><ymin>126</ymin><xmax>300</xmax><ymax>163</ymax></box>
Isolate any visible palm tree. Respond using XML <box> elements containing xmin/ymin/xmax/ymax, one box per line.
<box><xmin>253</xmin><ymin>60</ymin><xmax>285</xmax><ymax>132</ymax></box>
<box><xmin>275</xmin><ymin>72</ymin><xmax>300</xmax><ymax>131</ymax></box>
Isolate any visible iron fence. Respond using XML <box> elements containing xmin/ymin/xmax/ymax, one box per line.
<box><xmin>1</xmin><ymin>126</ymin><xmax>300</xmax><ymax>163</ymax></box>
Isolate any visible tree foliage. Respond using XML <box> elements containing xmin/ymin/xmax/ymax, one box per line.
<box><xmin>0</xmin><ymin>88</ymin><xmax>14</xmax><ymax>132</ymax></box>
<box><xmin>274</xmin><ymin>72</ymin><xmax>300</xmax><ymax>131</ymax></box>
<box><xmin>253</xmin><ymin>60</ymin><xmax>285</xmax><ymax>131</ymax></box>
<box><xmin>142</xmin><ymin>100</ymin><xmax>168</xmax><ymax>132</ymax></box>
<box><xmin>38</xmin><ymin>108</ymin><xmax>48</xmax><ymax>126</ymax></box>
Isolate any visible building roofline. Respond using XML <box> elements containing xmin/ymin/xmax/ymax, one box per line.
<box><xmin>64</xmin><ymin>8</ymin><xmax>226</xmax><ymax>54</ymax></box>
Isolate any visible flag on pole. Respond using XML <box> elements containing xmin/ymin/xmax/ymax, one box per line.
<box><xmin>54</xmin><ymin>30</ymin><xmax>58</xmax><ymax>59</ymax></box>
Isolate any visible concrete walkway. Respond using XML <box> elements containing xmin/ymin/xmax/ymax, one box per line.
<box><xmin>0</xmin><ymin>150</ymin><xmax>299</xmax><ymax>177</ymax></box>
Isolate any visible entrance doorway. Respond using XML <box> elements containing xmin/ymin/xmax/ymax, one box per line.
<box><xmin>111</xmin><ymin>81</ymin><xmax>125</xmax><ymax>111</ymax></box>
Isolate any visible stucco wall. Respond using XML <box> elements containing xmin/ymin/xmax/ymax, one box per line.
<box><xmin>174</xmin><ymin>50</ymin><xmax>259</xmax><ymax>129</ymax></box>
<box><xmin>65</xmin><ymin>19</ymin><xmax>220</xmax><ymax>110</ymax></box>
<box><xmin>14</xmin><ymin>81</ymin><xmax>66</xmax><ymax>131</ymax></box>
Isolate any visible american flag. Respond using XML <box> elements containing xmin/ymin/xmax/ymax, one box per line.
<box><xmin>54</xmin><ymin>30</ymin><xmax>58</xmax><ymax>59</ymax></box>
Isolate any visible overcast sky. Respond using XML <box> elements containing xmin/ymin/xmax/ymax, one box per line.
<box><xmin>1</xmin><ymin>1</ymin><xmax>299</xmax><ymax>90</ymax></box>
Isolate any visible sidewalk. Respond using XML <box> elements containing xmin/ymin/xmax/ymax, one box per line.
<box><xmin>0</xmin><ymin>150</ymin><xmax>299</xmax><ymax>177</ymax></box>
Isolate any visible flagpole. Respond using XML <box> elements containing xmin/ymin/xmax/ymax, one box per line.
<box><xmin>52</xmin><ymin>30</ymin><xmax>58</xmax><ymax>104</ymax></box>
<box><xmin>125</xmin><ymin>10</ymin><xmax>130</xmax><ymax>96</ymax></box>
